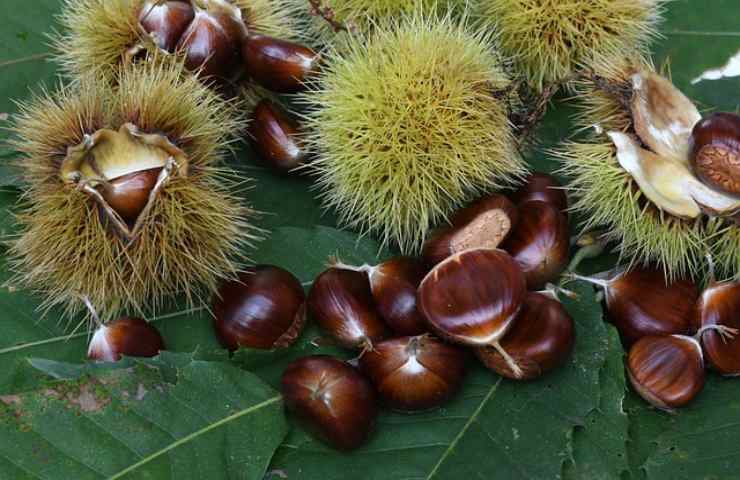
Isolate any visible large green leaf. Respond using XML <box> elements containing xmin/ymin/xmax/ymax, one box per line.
<box><xmin>0</xmin><ymin>353</ymin><xmax>288</xmax><ymax>479</ymax></box>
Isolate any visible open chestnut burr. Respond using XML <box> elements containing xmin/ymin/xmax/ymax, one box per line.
<box><xmin>359</xmin><ymin>335</ymin><xmax>466</xmax><ymax>411</ymax></box>
<box><xmin>308</xmin><ymin>267</ymin><xmax>389</xmax><ymax>349</ymax></box>
<box><xmin>422</xmin><ymin>194</ymin><xmax>518</xmax><ymax>266</ymax></box>
<box><xmin>475</xmin><ymin>291</ymin><xmax>575</xmax><ymax>380</ymax></box>
<box><xmin>212</xmin><ymin>265</ymin><xmax>306</xmax><ymax>351</ymax></box>
<box><xmin>281</xmin><ymin>355</ymin><xmax>377</xmax><ymax>451</ymax></box>
<box><xmin>418</xmin><ymin>248</ymin><xmax>526</xmax><ymax>347</ymax></box>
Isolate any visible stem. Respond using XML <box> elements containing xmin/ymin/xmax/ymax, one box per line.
<box><xmin>308</xmin><ymin>0</ymin><xmax>350</xmax><ymax>33</ymax></box>
<box><xmin>491</xmin><ymin>341</ymin><xmax>524</xmax><ymax>379</ymax></box>
<box><xmin>567</xmin><ymin>241</ymin><xmax>607</xmax><ymax>274</ymax></box>
<box><xmin>695</xmin><ymin>324</ymin><xmax>739</xmax><ymax>344</ymax></box>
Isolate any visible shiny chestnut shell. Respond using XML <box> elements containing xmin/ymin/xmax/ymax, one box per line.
<box><xmin>242</xmin><ymin>35</ymin><xmax>319</xmax><ymax>93</ymax></box>
<box><xmin>368</xmin><ymin>257</ymin><xmax>428</xmax><ymax>336</ymax></box>
<box><xmin>501</xmin><ymin>201</ymin><xmax>570</xmax><ymax>290</ymax></box>
<box><xmin>689</xmin><ymin>112</ymin><xmax>740</xmax><ymax>196</ymax></box>
<box><xmin>603</xmin><ymin>268</ymin><xmax>698</xmax><ymax>345</ymax></box>
<box><xmin>98</xmin><ymin>167</ymin><xmax>162</xmax><ymax>223</ymax></box>
<box><xmin>360</xmin><ymin>335</ymin><xmax>466</xmax><ymax>411</ymax></box>
<box><xmin>139</xmin><ymin>1</ymin><xmax>195</xmax><ymax>52</ymax></box>
<box><xmin>418</xmin><ymin>248</ymin><xmax>526</xmax><ymax>346</ymax></box>
<box><xmin>249</xmin><ymin>100</ymin><xmax>307</xmax><ymax>173</ymax></box>
<box><xmin>308</xmin><ymin>268</ymin><xmax>389</xmax><ymax>349</ymax></box>
<box><xmin>423</xmin><ymin>193</ymin><xmax>518</xmax><ymax>266</ymax></box>
<box><xmin>475</xmin><ymin>292</ymin><xmax>575</xmax><ymax>380</ymax></box>
<box><xmin>693</xmin><ymin>281</ymin><xmax>740</xmax><ymax>375</ymax></box>
<box><xmin>627</xmin><ymin>335</ymin><xmax>705</xmax><ymax>410</ymax></box>
<box><xmin>213</xmin><ymin>265</ymin><xmax>306</xmax><ymax>351</ymax></box>
<box><xmin>510</xmin><ymin>172</ymin><xmax>568</xmax><ymax>214</ymax></box>
<box><xmin>281</xmin><ymin>355</ymin><xmax>377</xmax><ymax>450</ymax></box>
<box><xmin>88</xmin><ymin>317</ymin><xmax>165</xmax><ymax>362</ymax></box>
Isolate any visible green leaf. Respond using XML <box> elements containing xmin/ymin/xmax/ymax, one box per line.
<box><xmin>0</xmin><ymin>353</ymin><xmax>288</xmax><ymax>480</ymax></box>
<box><xmin>267</xmin><ymin>284</ymin><xmax>609</xmax><ymax>479</ymax></box>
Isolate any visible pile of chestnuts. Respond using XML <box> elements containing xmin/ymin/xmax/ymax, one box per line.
<box><xmin>207</xmin><ymin>172</ymin><xmax>578</xmax><ymax>450</ymax></box>
<box><xmin>572</xmin><ymin>261</ymin><xmax>740</xmax><ymax>411</ymax></box>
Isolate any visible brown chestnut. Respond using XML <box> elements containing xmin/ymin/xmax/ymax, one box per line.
<box><xmin>510</xmin><ymin>172</ymin><xmax>568</xmax><ymax>214</ymax></box>
<box><xmin>423</xmin><ymin>193</ymin><xmax>518</xmax><ymax>266</ymax></box>
<box><xmin>139</xmin><ymin>1</ymin><xmax>195</xmax><ymax>53</ymax></box>
<box><xmin>88</xmin><ymin>317</ymin><xmax>165</xmax><ymax>362</ymax></box>
<box><xmin>571</xmin><ymin>267</ymin><xmax>698</xmax><ymax>345</ymax></box>
<box><xmin>359</xmin><ymin>335</ymin><xmax>466</xmax><ymax>411</ymax></box>
<box><xmin>689</xmin><ymin>112</ymin><xmax>740</xmax><ymax>196</ymax></box>
<box><xmin>308</xmin><ymin>268</ymin><xmax>389</xmax><ymax>349</ymax></box>
<box><xmin>501</xmin><ymin>201</ymin><xmax>570</xmax><ymax>290</ymax></box>
<box><xmin>627</xmin><ymin>335</ymin><xmax>705</xmax><ymax>410</ymax></box>
<box><xmin>418</xmin><ymin>248</ymin><xmax>526</xmax><ymax>346</ymax></box>
<box><xmin>475</xmin><ymin>291</ymin><xmax>575</xmax><ymax>380</ymax></box>
<box><xmin>693</xmin><ymin>279</ymin><xmax>740</xmax><ymax>375</ymax></box>
<box><xmin>281</xmin><ymin>355</ymin><xmax>377</xmax><ymax>450</ymax></box>
<box><xmin>332</xmin><ymin>256</ymin><xmax>428</xmax><ymax>336</ymax></box>
<box><xmin>248</xmin><ymin>100</ymin><xmax>307</xmax><ymax>174</ymax></box>
<box><xmin>212</xmin><ymin>265</ymin><xmax>306</xmax><ymax>351</ymax></box>
<box><xmin>98</xmin><ymin>167</ymin><xmax>162</xmax><ymax>223</ymax></box>
<box><xmin>242</xmin><ymin>35</ymin><xmax>319</xmax><ymax>93</ymax></box>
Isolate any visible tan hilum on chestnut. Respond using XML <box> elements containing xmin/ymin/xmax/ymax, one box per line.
<box><xmin>689</xmin><ymin>112</ymin><xmax>740</xmax><ymax>197</ymax></box>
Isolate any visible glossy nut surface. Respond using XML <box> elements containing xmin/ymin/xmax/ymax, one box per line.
<box><xmin>281</xmin><ymin>355</ymin><xmax>377</xmax><ymax>450</ymax></box>
<box><xmin>88</xmin><ymin>317</ymin><xmax>165</xmax><ymax>362</ymax></box>
<box><xmin>501</xmin><ymin>201</ymin><xmax>569</xmax><ymax>290</ymax></box>
<box><xmin>423</xmin><ymin>193</ymin><xmax>518</xmax><ymax>266</ymax></box>
<box><xmin>308</xmin><ymin>268</ymin><xmax>389</xmax><ymax>349</ymax></box>
<box><xmin>99</xmin><ymin>167</ymin><xmax>162</xmax><ymax>223</ymax></box>
<box><xmin>475</xmin><ymin>292</ymin><xmax>575</xmax><ymax>380</ymax></box>
<box><xmin>627</xmin><ymin>335</ymin><xmax>705</xmax><ymax>410</ymax></box>
<box><xmin>689</xmin><ymin>112</ymin><xmax>740</xmax><ymax>196</ymax></box>
<box><xmin>213</xmin><ymin>265</ymin><xmax>306</xmax><ymax>351</ymax></box>
<box><xmin>249</xmin><ymin>100</ymin><xmax>307</xmax><ymax>173</ymax></box>
<box><xmin>418</xmin><ymin>248</ymin><xmax>526</xmax><ymax>346</ymax></box>
<box><xmin>510</xmin><ymin>172</ymin><xmax>568</xmax><ymax>213</ymax></box>
<box><xmin>360</xmin><ymin>335</ymin><xmax>466</xmax><ymax>411</ymax></box>
<box><xmin>139</xmin><ymin>0</ymin><xmax>195</xmax><ymax>52</ymax></box>
<box><xmin>606</xmin><ymin>268</ymin><xmax>698</xmax><ymax>345</ymax></box>
<box><xmin>694</xmin><ymin>281</ymin><xmax>740</xmax><ymax>375</ymax></box>
<box><xmin>242</xmin><ymin>35</ymin><xmax>320</xmax><ymax>93</ymax></box>
<box><xmin>368</xmin><ymin>257</ymin><xmax>428</xmax><ymax>336</ymax></box>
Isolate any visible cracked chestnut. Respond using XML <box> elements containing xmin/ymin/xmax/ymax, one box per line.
<box><xmin>281</xmin><ymin>355</ymin><xmax>377</xmax><ymax>450</ymax></box>
<box><xmin>423</xmin><ymin>193</ymin><xmax>518</xmax><ymax>266</ymax></box>
<box><xmin>249</xmin><ymin>100</ymin><xmax>307</xmax><ymax>174</ymax></box>
<box><xmin>418</xmin><ymin>248</ymin><xmax>526</xmax><ymax>346</ymax></box>
<box><xmin>360</xmin><ymin>335</ymin><xmax>466</xmax><ymax>411</ymax></box>
<box><xmin>689</xmin><ymin>112</ymin><xmax>740</xmax><ymax>196</ymax></box>
<box><xmin>308</xmin><ymin>268</ymin><xmax>389</xmax><ymax>349</ymax></box>
<box><xmin>242</xmin><ymin>34</ymin><xmax>319</xmax><ymax>93</ymax></box>
<box><xmin>213</xmin><ymin>265</ymin><xmax>306</xmax><ymax>351</ymax></box>
<box><xmin>88</xmin><ymin>317</ymin><xmax>165</xmax><ymax>362</ymax></box>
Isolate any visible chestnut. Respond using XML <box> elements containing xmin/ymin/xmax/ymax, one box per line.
<box><xmin>501</xmin><ymin>200</ymin><xmax>570</xmax><ymax>290</ymax></box>
<box><xmin>627</xmin><ymin>335</ymin><xmax>705</xmax><ymax>410</ymax></box>
<box><xmin>308</xmin><ymin>268</ymin><xmax>389</xmax><ymax>349</ymax></box>
<box><xmin>242</xmin><ymin>35</ymin><xmax>320</xmax><ymax>93</ymax></box>
<box><xmin>359</xmin><ymin>335</ymin><xmax>466</xmax><ymax>411</ymax></box>
<box><xmin>281</xmin><ymin>355</ymin><xmax>377</xmax><ymax>450</ymax></box>
<box><xmin>139</xmin><ymin>1</ymin><xmax>195</xmax><ymax>53</ymax></box>
<box><xmin>693</xmin><ymin>279</ymin><xmax>740</xmax><ymax>375</ymax></box>
<box><xmin>571</xmin><ymin>267</ymin><xmax>698</xmax><ymax>345</ymax></box>
<box><xmin>418</xmin><ymin>248</ymin><xmax>526</xmax><ymax>346</ymax></box>
<box><xmin>248</xmin><ymin>100</ymin><xmax>307</xmax><ymax>174</ymax></box>
<box><xmin>98</xmin><ymin>167</ymin><xmax>162</xmax><ymax>223</ymax></box>
<box><xmin>423</xmin><ymin>193</ymin><xmax>518</xmax><ymax>266</ymax></box>
<box><xmin>212</xmin><ymin>265</ymin><xmax>306</xmax><ymax>351</ymax></box>
<box><xmin>332</xmin><ymin>256</ymin><xmax>428</xmax><ymax>336</ymax></box>
<box><xmin>475</xmin><ymin>291</ymin><xmax>575</xmax><ymax>380</ymax></box>
<box><xmin>689</xmin><ymin>112</ymin><xmax>740</xmax><ymax>196</ymax></box>
<box><xmin>510</xmin><ymin>172</ymin><xmax>568</xmax><ymax>214</ymax></box>
<box><xmin>88</xmin><ymin>317</ymin><xmax>165</xmax><ymax>362</ymax></box>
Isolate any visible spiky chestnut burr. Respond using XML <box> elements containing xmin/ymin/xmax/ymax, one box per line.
<box><xmin>53</xmin><ymin>0</ymin><xmax>301</xmax><ymax>90</ymax></box>
<box><xmin>301</xmin><ymin>13</ymin><xmax>526</xmax><ymax>253</ymax></box>
<box><xmin>554</xmin><ymin>55</ymin><xmax>740</xmax><ymax>280</ymax></box>
<box><xmin>474</xmin><ymin>0</ymin><xmax>665</xmax><ymax>91</ymax></box>
<box><xmin>8</xmin><ymin>60</ymin><xmax>257</xmax><ymax>321</ymax></box>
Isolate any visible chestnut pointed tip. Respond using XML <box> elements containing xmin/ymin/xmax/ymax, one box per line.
<box><xmin>87</xmin><ymin>317</ymin><xmax>165</xmax><ymax>362</ymax></box>
<box><xmin>242</xmin><ymin>35</ymin><xmax>320</xmax><ymax>94</ymax></box>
